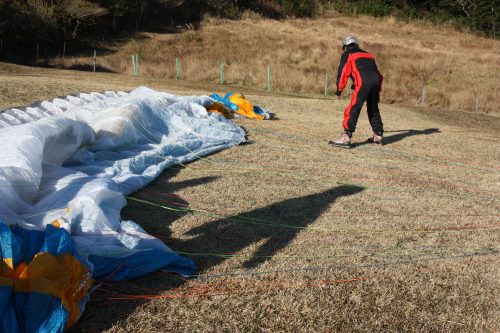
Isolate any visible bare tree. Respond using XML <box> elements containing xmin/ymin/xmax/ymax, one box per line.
<box><xmin>455</xmin><ymin>0</ymin><xmax>476</xmax><ymax>17</ymax></box>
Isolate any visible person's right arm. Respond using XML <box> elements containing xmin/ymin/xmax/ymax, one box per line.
<box><xmin>336</xmin><ymin>52</ymin><xmax>351</xmax><ymax>96</ymax></box>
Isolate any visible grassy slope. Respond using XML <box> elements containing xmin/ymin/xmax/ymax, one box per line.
<box><xmin>56</xmin><ymin>15</ymin><xmax>500</xmax><ymax>115</ymax></box>
<box><xmin>1</xmin><ymin>64</ymin><xmax>499</xmax><ymax>332</ymax></box>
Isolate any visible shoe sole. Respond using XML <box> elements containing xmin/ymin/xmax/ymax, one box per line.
<box><xmin>367</xmin><ymin>139</ymin><xmax>384</xmax><ymax>146</ymax></box>
<box><xmin>328</xmin><ymin>141</ymin><xmax>351</xmax><ymax>149</ymax></box>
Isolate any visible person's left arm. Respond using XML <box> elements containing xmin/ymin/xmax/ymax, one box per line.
<box><xmin>375</xmin><ymin>65</ymin><xmax>383</xmax><ymax>92</ymax></box>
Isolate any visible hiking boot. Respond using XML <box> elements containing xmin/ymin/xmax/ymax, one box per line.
<box><xmin>329</xmin><ymin>131</ymin><xmax>351</xmax><ymax>149</ymax></box>
<box><xmin>367</xmin><ymin>133</ymin><xmax>383</xmax><ymax>145</ymax></box>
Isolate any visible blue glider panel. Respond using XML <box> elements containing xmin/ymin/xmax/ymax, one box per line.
<box><xmin>210</xmin><ymin>93</ymin><xmax>238</xmax><ymax>111</ymax></box>
<box><xmin>0</xmin><ymin>223</ymin><xmax>46</xmax><ymax>267</ymax></box>
<box><xmin>0</xmin><ymin>286</ymin><xmax>19</xmax><ymax>333</ymax></box>
<box><xmin>90</xmin><ymin>249</ymin><xmax>196</xmax><ymax>281</ymax></box>
<box><xmin>14</xmin><ymin>292</ymin><xmax>69</xmax><ymax>333</ymax></box>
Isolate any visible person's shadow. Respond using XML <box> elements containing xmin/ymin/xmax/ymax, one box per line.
<box><xmin>176</xmin><ymin>184</ymin><xmax>364</xmax><ymax>271</ymax></box>
<box><xmin>72</xmin><ymin>183</ymin><xmax>364</xmax><ymax>332</ymax></box>
<box><xmin>352</xmin><ymin>128</ymin><xmax>440</xmax><ymax>147</ymax></box>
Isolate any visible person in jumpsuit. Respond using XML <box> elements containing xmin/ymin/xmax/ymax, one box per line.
<box><xmin>330</xmin><ymin>35</ymin><xmax>384</xmax><ymax>148</ymax></box>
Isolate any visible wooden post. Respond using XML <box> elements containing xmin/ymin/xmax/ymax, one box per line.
<box><xmin>175</xmin><ymin>57</ymin><xmax>179</xmax><ymax>80</ymax></box>
<box><xmin>132</xmin><ymin>55</ymin><xmax>136</xmax><ymax>75</ymax></box>
<box><xmin>220</xmin><ymin>60</ymin><xmax>225</xmax><ymax>85</ymax></box>
<box><xmin>421</xmin><ymin>86</ymin><xmax>426</xmax><ymax>105</ymax></box>
<box><xmin>62</xmin><ymin>41</ymin><xmax>66</xmax><ymax>60</ymax></box>
<box><xmin>267</xmin><ymin>64</ymin><xmax>271</xmax><ymax>93</ymax></box>
<box><xmin>475</xmin><ymin>93</ymin><xmax>480</xmax><ymax>113</ymax></box>
<box><xmin>324</xmin><ymin>73</ymin><xmax>329</xmax><ymax>96</ymax></box>
<box><xmin>93</xmin><ymin>50</ymin><xmax>96</xmax><ymax>72</ymax></box>
<box><xmin>135</xmin><ymin>53</ymin><xmax>139</xmax><ymax>76</ymax></box>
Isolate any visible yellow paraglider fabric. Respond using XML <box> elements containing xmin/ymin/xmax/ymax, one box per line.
<box><xmin>228</xmin><ymin>93</ymin><xmax>265</xmax><ymax>120</ymax></box>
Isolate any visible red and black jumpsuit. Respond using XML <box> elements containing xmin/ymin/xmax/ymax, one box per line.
<box><xmin>335</xmin><ymin>46</ymin><xmax>384</xmax><ymax>136</ymax></box>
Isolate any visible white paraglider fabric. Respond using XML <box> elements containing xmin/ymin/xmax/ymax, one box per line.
<box><xmin>0</xmin><ymin>86</ymin><xmax>246</xmax><ymax>279</ymax></box>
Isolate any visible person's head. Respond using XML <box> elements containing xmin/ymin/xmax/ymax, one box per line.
<box><xmin>342</xmin><ymin>35</ymin><xmax>359</xmax><ymax>51</ymax></box>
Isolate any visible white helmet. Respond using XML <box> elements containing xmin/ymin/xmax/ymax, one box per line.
<box><xmin>342</xmin><ymin>35</ymin><xmax>359</xmax><ymax>49</ymax></box>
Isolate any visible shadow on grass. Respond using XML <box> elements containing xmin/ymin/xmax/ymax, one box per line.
<box><xmin>72</xmin><ymin>180</ymin><xmax>363</xmax><ymax>332</ymax></box>
<box><xmin>120</xmin><ymin>167</ymin><xmax>219</xmax><ymax>238</ymax></box>
<box><xmin>66</xmin><ymin>63</ymin><xmax>117</xmax><ymax>73</ymax></box>
<box><xmin>352</xmin><ymin>128</ymin><xmax>440</xmax><ymax>147</ymax></box>
<box><xmin>178</xmin><ymin>184</ymin><xmax>364</xmax><ymax>271</ymax></box>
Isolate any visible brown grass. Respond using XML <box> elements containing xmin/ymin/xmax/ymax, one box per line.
<box><xmin>1</xmin><ymin>63</ymin><xmax>499</xmax><ymax>332</ymax></box>
<box><xmin>55</xmin><ymin>15</ymin><xmax>500</xmax><ymax>115</ymax></box>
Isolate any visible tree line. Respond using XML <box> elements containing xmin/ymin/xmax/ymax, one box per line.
<box><xmin>329</xmin><ymin>0</ymin><xmax>497</xmax><ymax>38</ymax></box>
<box><xmin>0</xmin><ymin>0</ymin><xmax>496</xmax><ymax>53</ymax></box>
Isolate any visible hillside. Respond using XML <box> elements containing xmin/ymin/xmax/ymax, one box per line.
<box><xmin>55</xmin><ymin>15</ymin><xmax>500</xmax><ymax>115</ymax></box>
<box><xmin>1</xmin><ymin>62</ymin><xmax>499</xmax><ymax>332</ymax></box>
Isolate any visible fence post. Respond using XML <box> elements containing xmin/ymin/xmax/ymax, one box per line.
<box><xmin>131</xmin><ymin>55</ymin><xmax>135</xmax><ymax>75</ymax></box>
<box><xmin>135</xmin><ymin>53</ymin><xmax>139</xmax><ymax>76</ymax></box>
<box><xmin>421</xmin><ymin>86</ymin><xmax>426</xmax><ymax>105</ymax></box>
<box><xmin>93</xmin><ymin>50</ymin><xmax>96</xmax><ymax>72</ymax></box>
<box><xmin>475</xmin><ymin>93</ymin><xmax>480</xmax><ymax>113</ymax></box>
<box><xmin>324</xmin><ymin>73</ymin><xmax>329</xmax><ymax>96</ymax></box>
<box><xmin>62</xmin><ymin>41</ymin><xmax>66</xmax><ymax>60</ymax></box>
<box><xmin>220</xmin><ymin>60</ymin><xmax>225</xmax><ymax>85</ymax></box>
<box><xmin>175</xmin><ymin>57</ymin><xmax>179</xmax><ymax>80</ymax></box>
<box><xmin>267</xmin><ymin>64</ymin><xmax>271</xmax><ymax>93</ymax></box>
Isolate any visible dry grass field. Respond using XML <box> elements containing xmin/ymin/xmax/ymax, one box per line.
<box><xmin>1</xmin><ymin>62</ymin><xmax>499</xmax><ymax>332</ymax></box>
<box><xmin>55</xmin><ymin>15</ymin><xmax>500</xmax><ymax>115</ymax></box>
